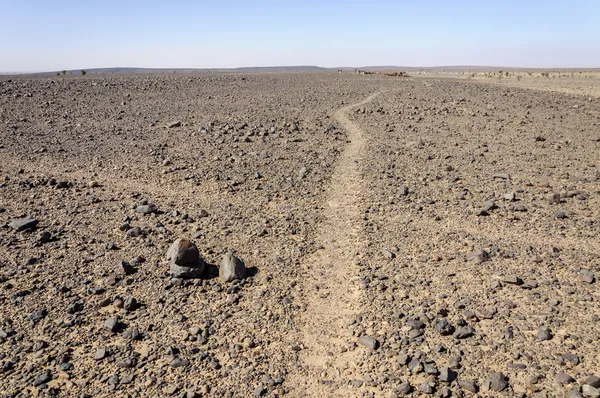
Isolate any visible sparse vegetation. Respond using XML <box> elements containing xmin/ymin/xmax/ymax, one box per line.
<box><xmin>80</xmin><ymin>70</ymin><xmax>87</xmax><ymax>76</ymax></box>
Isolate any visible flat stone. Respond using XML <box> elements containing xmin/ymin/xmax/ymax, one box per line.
<box><xmin>358</xmin><ymin>336</ymin><xmax>379</xmax><ymax>350</ymax></box>
<box><xmin>170</xmin><ymin>263</ymin><xmax>205</xmax><ymax>279</ymax></box>
<box><xmin>466</xmin><ymin>249</ymin><xmax>489</xmax><ymax>263</ymax></box>
<box><xmin>556</xmin><ymin>372</ymin><xmax>576</xmax><ymax>385</ymax></box>
<box><xmin>458</xmin><ymin>380</ymin><xmax>478</xmax><ymax>393</ymax></box>
<box><xmin>453</xmin><ymin>326</ymin><xmax>474</xmax><ymax>339</ymax></box>
<box><xmin>170</xmin><ymin>358</ymin><xmax>190</xmax><ymax>368</ymax></box>
<box><xmin>8</xmin><ymin>218</ymin><xmax>38</xmax><ymax>231</ymax></box>
<box><xmin>136</xmin><ymin>203</ymin><xmax>158</xmax><ymax>214</ymax></box>
<box><xmin>503</xmin><ymin>275</ymin><xmax>524</xmax><ymax>285</ymax></box>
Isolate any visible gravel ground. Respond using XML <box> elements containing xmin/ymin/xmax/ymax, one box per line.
<box><xmin>0</xmin><ymin>72</ymin><xmax>598</xmax><ymax>397</ymax></box>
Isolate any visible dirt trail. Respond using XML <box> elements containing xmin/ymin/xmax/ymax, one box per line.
<box><xmin>287</xmin><ymin>92</ymin><xmax>383</xmax><ymax>397</ymax></box>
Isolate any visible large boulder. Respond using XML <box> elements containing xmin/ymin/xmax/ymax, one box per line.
<box><xmin>219</xmin><ymin>252</ymin><xmax>247</xmax><ymax>282</ymax></box>
<box><xmin>167</xmin><ymin>239</ymin><xmax>205</xmax><ymax>278</ymax></box>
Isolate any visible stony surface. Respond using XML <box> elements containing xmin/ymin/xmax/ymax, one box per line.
<box><xmin>0</xmin><ymin>72</ymin><xmax>598</xmax><ymax>397</ymax></box>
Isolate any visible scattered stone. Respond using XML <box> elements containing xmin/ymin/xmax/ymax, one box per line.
<box><xmin>562</xmin><ymin>353</ymin><xmax>580</xmax><ymax>366</ymax></box>
<box><xmin>458</xmin><ymin>380</ymin><xmax>478</xmax><ymax>393</ymax></box>
<box><xmin>435</xmin><ymin>319</ymin><xmax>455</xmax><ymax>336</ymax></box>
<box><xmin>483</xmin><ymin>372</ymin><xmax>508</xmax><ymax>392</ymax></box>
<box><xmin>167</xmin><ymin>120</ymin><xmax>182</xmax><ymax>128</ymax></box>
<box><xmin>407</xmin><ymin>358</ymin><xmax>422</xmax><ymax>373</ymax></box>
<box><xmin>104</xmin><ymin>317</ymin><xmax>118</xmax><ymax>333</ymax></box>
<box><xmin>220</xmin><ymin>252</ymin><xmax>247</xmax><ymax>282</ymax></box>
<box><xmin>466</xmin><ymin>249</ymin><xmax>489</xmax><ymax>263</ymax></box>
<box><xmin>556</xmin><ymin>372</ymin><xmax>576</xmax><ymax>385</ymax></box>
<box><xmin>453</xmin><ymin>326</ymin><xmax>474</xmax><ymax>339</ymax></box>
<box><xmin>537</xmin><ymin>326</ymin><xmax>553</xmax><ymax>341</ymax></box>
<box><xmin>254</xmin><ymin>385</ymin><xmax>266</xmax><ymax>397</ymax></box>
<box><xmin>418</xmin><ymin>382</ymin><xmax>434</xmax><ymax>394</ymax></box>
<box><xmin>33</xmin><ymin>370</ymin><xmax>52</xmax><ymax>387</ymax></box>
<box><xmin>136</xmin><ymin>204</ymin><xmax>158</xmax><ymax>214</ymax></box>
<box><xmin>94</xmin><ymin>348</ymin><xmax>108</xmax><ymax>360</ymax></box>
<box><xmin>115</xmin><ymin>260</ymin><xmax>136</xmax><ymax>275</ymax></box>
<box><xmin>170</xmin><ymin>358</ymin><xmax>190</xmax><ymax>368</ymax></box>
<box><xmin>37</xmin><ymin>231</ymin><xmax>52</xmax><ymax>243</ymax></box>
<box><xmin>482</xmin><ymin>200</ymin><xmax>497</xmax><ymax>211</ymax></box>
<box><xmin>396</xmin><ymin>382</ymin><xmax>412</xmax><ymax>395</ymax></box>
<box><xmin>579</xmin><ymin>270</ymin><xmax>596</xmax><ymax>284</ymax></box>
<box><xmin>582</xmin><ymin>385</ymin><xmax>600</xmax><ymax>397</ymax></box>
<box><xmin>493</xmin><ymin>173</ymin><xmax>511</xmax><ymax>180</ymax></box>
<box><xmin>439</xmin><ymin>367</ymin><xmax>457</xmax><ymax>382</ymax></box>
<box><xmin>381</xmin><ymin>249</ymin><xmax>395</xmax><ymax>260</ymax></box>
<box><xmin>123</xmin><ymin>297</ymin><xmax>138</xmax><ymax>311</ymax></box>
<box><xmin>8</xmin><ymin>218</ymin><xmax>38</xmax><ymax>231</ymax></box>
<box><xmin>397</xmin><ymin>353</ymin><xmax>410</xmax><ymax>366</ymax></box>
<box><xmin>503</xmin><ymin>275</ymin><xmax>523</xmax><ymax>285</ymax></box>
<box><xmin>567</xmin><ymin>390</ymin><xmax>585</xmax><ymax>398</ymax></box>
<box><xmin>549</xmin><ymin>192</ymin><xmax>561</xmax><ymax>204</ymax></box>
<box><xmin>522</xmin><ymin>279</ymin><xmax>539</xmax><ymax>289</ymax></box>
<box><xmin>585</xmin><ymin>376</ymin><xmax>600</xmax><ymax>388</ymax></box>
<box><xmin>358</xmin><ymin>336</ymin><xmax>379</xmax><ymax>350</ymax></box>
<box><xmin>27</xmin><ymin>309</ymin><xmax>47</xmax><ymax>324</ymax></box>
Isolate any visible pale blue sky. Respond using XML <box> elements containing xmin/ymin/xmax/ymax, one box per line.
<box><xmin>1</xmin><ymin>0</ymin><xmax>599</xmax><ymax>72</ymax></box>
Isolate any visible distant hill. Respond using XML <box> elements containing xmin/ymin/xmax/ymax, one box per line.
<box><xmin>6</xmin><ymin>65</ymin><xmax>600</xmax><ymax>76</ymax></box>
<box><xmin>35</xmin><ymin>66</ymin><xmax>328</xmax><ymax>75</ymax></box>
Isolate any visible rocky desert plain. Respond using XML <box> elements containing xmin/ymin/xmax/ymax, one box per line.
<box><xmin>0</xmin><ymin>70</ymin><xmax>599</xmax><ymax>398</ymax></box>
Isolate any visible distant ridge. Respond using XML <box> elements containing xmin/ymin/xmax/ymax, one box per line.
<box><xmin>5</xmin><ymin>65</ymin><xmax>599</xmax><ymax>76</ymax></box>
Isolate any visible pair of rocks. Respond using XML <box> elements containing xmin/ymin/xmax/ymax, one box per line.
<box><xmin>167</xmin><ymin>238</ymin><xmax>246</xmax><ymax>282</ymax></box>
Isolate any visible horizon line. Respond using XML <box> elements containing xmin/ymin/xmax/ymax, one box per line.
<box><xmin>3</xmin><ymin>64</ymin><xmax>600</xmax><ymax>75</ymax></box>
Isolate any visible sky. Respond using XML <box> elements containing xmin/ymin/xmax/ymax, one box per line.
<box><xmin>1</xmin><ymin>0</ymin><xmax>599</xmax><ymax>72</ymax></box>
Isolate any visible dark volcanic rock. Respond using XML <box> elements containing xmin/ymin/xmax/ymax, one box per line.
<box><xmin>167</xmin><ymin>239</ymin><xmax>206</xmax><ymax>278</ymax></box>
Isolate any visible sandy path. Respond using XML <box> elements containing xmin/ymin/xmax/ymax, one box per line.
<box><xmin>286</xmin><ymin>91</ymin><xmax>383</xmax><ymax>397</ymax></box>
